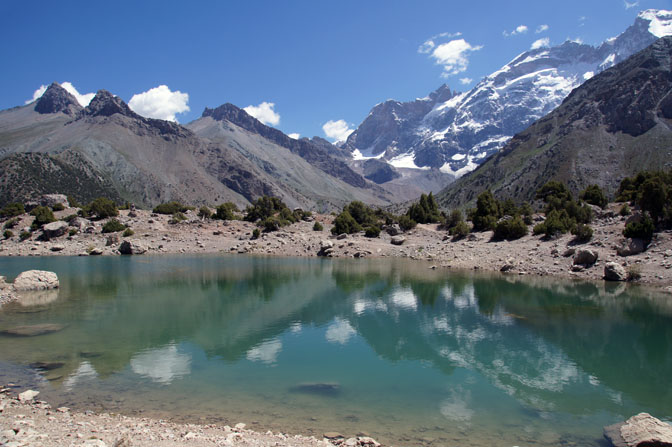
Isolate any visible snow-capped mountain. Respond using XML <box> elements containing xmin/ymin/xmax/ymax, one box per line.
<box><xmin>345</xmin><ymin>9</ymin><xmax>672</xmax><ymax>180</ymax></box>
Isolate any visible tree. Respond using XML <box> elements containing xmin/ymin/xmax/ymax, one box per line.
<box><xmin>407</xmin><ymin>193</ymin><xmax>441</xmax><ymax>224</ymax></box>
<box><xmin>30</xmin><ymin>206</ymin><xmax>55</xmax><ymax>229</ymax></box>
<box><xmin>0</xmin><ymin>202</ymin><xmax>25</xmax><ymax>218</ymax></box>
<box><xmin>85</xmin><ymin>197</ymin><xmax>118</xmax><ymax>219</ymax></box>
<box><xmin>471</xmin><ymin>190</ymin><xmax>501</xmax><ymax>231</ymax></box>
<box><xmin>331</xmin><ymin>210</ymin><xmax>361</xmax><ymax>234</ymax></box>
<box><xmin>580</xmin><ymin>184</ymin><xmax>608</xmax><ymax>209</ymax></box>
<box><xmin>215</xmin><ymin>202</ymin><xmax>239</xmax><ymax>220</ymax></box>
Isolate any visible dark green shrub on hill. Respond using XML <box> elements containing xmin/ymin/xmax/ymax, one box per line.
<box><xmin>123</xmin><ymin>228</ymin><xmax>134</xmax><ymax>237</ymax></box>
<box><xmin>169</xmin><ymin>212</ymin><xmax>187</xmax><ymax>224</ymax></box>
<box><xmin>52</xmin><ymin>202</ymin><xmax>65</xmax><ymax>212</ymax></box>
<box><xmin>331</xmin><ymin>210</ymin><xmax>361</xmax><ymax>235</ymax></box>
<box><xmin>198</xmin><ymin>206</ymin><xmax>213</xmax><ymax>219</ymax></box>
<box><xmin>470</xmin><ymin>190</ymin><xmax>501</xmax><ymax>232</ymax></box>
<box><xmin>313</xmin><ymin>221</ymin><xmax>323</xmax><ymax>231</ymax></box>
<box><xmin>102</xmin><ymin>218</ymin><xmax>126</xmax><ymax>233</ymax></box>
<box><xmin>533</xmin><ymin>209</ymin><xmax>574</xmax><ymax>238</ymax></box>
<box><xmin>531</xmin><ymin>181</ymin><xmax>593</xmax><ymax>237</ymax></box>
<box><xmin>624</xmin><ymin>214</ymin><xmax>655</xmax><ymax>242</ymax></box>
<box><xmin>580</xmin><ymin>184</ymin><xmax>608</xmax><ymax>209</ymax></box>
<box><xmin>571</xmin><ymin>223</ymin><xmax>593</xmax><ymax>242</ymax></box>
<box><xmin>153</xmin><ymin>201</ymin><xmax>190</xmax><ymax>215</ymax></box>
<box><xmin>446</xmin><ymin>209</ymin><xmax>464</xmax><ymax>229</ymax></box>
<box><xmin>493</xmin><ymin>216</ymin><xmax>527</xmax><ymax>241</ymax></box>
<box><xmin>19</xmin><ymin>231</ymin><xmax>31</xmax><ymax>241</ymax></box>
<box><xmin>252</xmin><ymin>228</ymin><xmax>260</xmax><ymax>239</ymax></box>
<box><xmin>4</xmin><ymin>218</ymin><xmax>18</xmax><ymax>229</ymax></box>
<box><xmin>0</xmin><ymin>202</ymin><xmax>25</xmax><ymax>218</ymax></box>
<box><xmin>3</xmin><ymin>230</ymin><xmax>13</xmax><ymax>239</ymax></box>
<box><xmin>450</xmin><ymin>221</ymin><xmax>470</xmax><ymax>240</ymax></box>
<box><xmin>364</xmin><ymin>225</ymin><xmax>381</xmax><ymax>238</ymax></box>
<box><xmin>407</xmin><ymin>193</ymin><xmax>441</xmax><ymax>224</ymax></box>
<box><xmin>81</xmin><ymin>197</ymin><xmax>118</xmax><ymax>219</ymax></box>
<box><xmin>619</xmin><ymin>203</ymin><xmax>631</xmax><ymax>216</ymax></box>
<box><xmin>520</xmin><ymin>202</ymin><xmax>534</xmax><ymax>225</ymax></box>
<box><xmin>244</xmin><ymin>196</ymin><xmax>297</xmax><ymax>232</ymax></box>
<box><xmin>344</xmin><ymin>201</ymin><xmax>377</xmax><ymax>227</ymax></box>
<box><xmin>215</xmin><ymin>202</ymin><xmax>239</xmax><ymax>220</ymax></box>
<box><xmin>398</xmin><ymin>215</ymin><xmax>417</xmax><ymax>232</ymax></box>
<box><xmin>30</xmin><ymin>206</ymin><xmax>55</xmax><ymax>230</ymax></box>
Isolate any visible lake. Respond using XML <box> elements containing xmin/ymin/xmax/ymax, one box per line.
<box><xmin>0</xmin><ymin>255</ymin><xmax>670</xmax><ymax>446</ymax></box>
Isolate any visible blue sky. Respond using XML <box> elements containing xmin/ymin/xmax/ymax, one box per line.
<box><xmin>1</xmin><ymin>0</ymin><xmax>670</xmax><ymax>141</ymax></box>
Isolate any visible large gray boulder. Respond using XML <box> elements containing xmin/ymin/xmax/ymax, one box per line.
<box><xmin>39</xmin><ymin>194</ymin><xmax>68</xmax><ymax>208</ymax></box>
<box><xmin>391</xmin><ymin>236</ymin><xmax>406</xmax><ymax>246</ymax></box>
<box><xmin>604</xmin><ymin>262</ymin><xmax>627</xmax><ymax>281</ymax></box>
<box><xmin>119</xmin><ymin>240</ymin><xmax>147</xmax><ymax>255</ymax></box>
<box><xmin>69</xmin><ymin>217</ymin><xmax>91</xmax><ymax>232</ymax></box>
<box><xmin>42</xmin><ymin>221</ymin><xmax>68</xmax><ymax>239</ymax></box>
<box><xmin>13</xmin><ymin>270</ymin><xmax>59</xmax><ymax>291</ymax></box>
<box><xmin>604</xmin><ymin>413</ymin><xmax>672</xmax><ymax>447</ymax></box>
<box><xmin>573</xmin><ymin>249</ymin><xmax>598</xmax><ymax>266</ymax></box>
<box><xmin>617</xmin><ymin>238</ymin><xmax>647</xmax><ymax>257</ymax></box>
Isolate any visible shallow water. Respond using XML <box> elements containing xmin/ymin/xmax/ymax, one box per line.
<box><xmin>0</xmin><ymin>255</ymin><xmax>671</xmax><ymax>446</ymax></box>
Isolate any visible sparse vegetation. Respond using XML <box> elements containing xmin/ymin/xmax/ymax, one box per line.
<box><xmin>0</xmin><ymin>202</ymin><xmax>25</xmax><ymax>218</ymax></box>
<box><xmin>198</xmin><ymin>206</ymin><xmax>213</xmax><ymax>219</ymax></box>
<box><xmin>252</xmin><ymin>228</ymin><xmax>260</xmax><ymax>239</ymax></box>
<box><xmin>531</xmin><ymin>181</ymin><xmax>592</xmax><ymax>238</ymax></box>
<box><xmin>123</xmin><ymin>228</ymin><xmax>134</xmax><ymax>237</ymax></box>
<box><xmin>580</xmin><ymin>184</ymin><xmax>608</xmax><ymax>209</ymax></box>
<box><xmin>364</xmin><ymin>225</ymin><xmax>381</xmax><ymax>238</ymax></box>
<box><xmin>313</xmin><ymin>221</ymin><xmax>323</xmax><ymax>231</ymax></box>
<box><xmin>52</xmin><ymin>202</ymin><xmax>65</xmax><ymax>212</ymax></box>
<box><xmin>571</xmin><ymin>223</ymin><xmax>594</xmax><ymax>242</ymax></box>
<box><xmin>81</xmin><ymin>197</ymin><xmax>118</xmax><ymax>219</ymax></box>
<box><xmin>19</xmin><ymin>231</ymin><xmax>31</xmax><ymax>241</ymax></box>
<box><xmin>406</xmin><ymin>193</ymin><xmax>441</xmax><ymax>224</ymax></box>
<box><xmin>169</xmin><ymin>212</ymin><xmax>187</xmax><ymax>224</ymax></box>
<box><xmin>68</xmin><ymin>228</ymin><xmax>78</xmax><ymax>236</ymax></box>
<box><xmin>3</xmin><ymin>230</ymin><xmax>13</xmax><ymax>239</ymax></box>
<box><xmin>102</xmin><ymin>218</ymin><xmax>126</xmax><ymax>233</ymax></box>
<box><xmin>153</xmin><ymin>201</ymin><xmax>191</xmax><ymax>215</ymax></box>
<box><xmin>215</xmin><ymin>202</ymin><xmax>239</xmax><ymax>220</ymax></box>
<box><xmin>623</xmin><ymin>214</ymin><xmax>655</xmax><ymax>242</ymax></box>
<box><xmin>30</xmin><ymin>206</ymin><xmax>56</xmax><ymax>229</ymax></box>
<box><xmin>398</xmin><ymin>215</ymin><xmax>417</xmax><ymax>232</ymax></box>
<box><xmin>619</xmin><ymin>203</ymin><xmax>631</xmax><ymax>216</ymax></box>
<box><xmin>493</xmin><ymin>216</ymin><xmax>527</xmax><ymax>241</ymax></box>
<box><xmin>331</xmin><ymin>210</ymin><xmax>361</xmax><ymax>235</ymax></box>
<box><xmin>469</xmin><ymin>190</ymin><xmax>501</xmax><ymax>232</ymax></box>
<box><xmin>627</xmin><ymin>265</ymin><xmax>642</xmax><ymax>281</ymax></box>
<box><xmin>449</xmin><ymin>221</ymin><xmax>470</xmax><ymax>240</ymax></box>
<box><xmin>3</xmin><ymin>217</ymin><xmax>18</xmax><ymax>229</ymax></box>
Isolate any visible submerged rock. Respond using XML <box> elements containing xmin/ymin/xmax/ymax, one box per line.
<box><xmin>290</xmin><ymin>382</ymin><xmax>341</xmax><ymax>396</ymax></box>
<box><xmin>1</xmin><ymin>323</ymin><xmax>65</xmax><ymax>336</ymax></box>
<box><xmin>18</xmin><ymin>389</ymin><xmax>39</xmax><ymax>402</ymax></box>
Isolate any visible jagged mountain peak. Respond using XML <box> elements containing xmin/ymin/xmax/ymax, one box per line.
<box><xmin>34</xmin><ymin>82</ymin><xmax>82</xmax><ymax>116</ymax></box>
<box><xmin>83</xmin><ymin>90</ymin><xmax>138</xmax><ymax>119</ymax></box>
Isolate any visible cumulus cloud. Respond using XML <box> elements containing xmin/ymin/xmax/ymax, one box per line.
<box><xmin>322</xmin><ymin>119</ymin><xmax>354</xmax><ymax>143</ymax></box>
<box><xmin>418</xmin><ymin>31</ymin><xmax>462</xmax><ymax>54</ymax></box>
<box><xmin>288</xmin><ymin>133</ymin><xmax>300</xmax><ymax>139</ymax></box>
<box><xmin>128</xmin><ymin>85</ymin><xmax>189</xmax><ymax>122</ymax></box>
<box><xmin>428</xmin><ymin>39</ymin><xmax>483</xmax><ymax>77</ymax></box>
<box><xmin>459</xmin><ymin>77</ymin><xmax>473</xmax><ymax>85</ymax></box>
<box><xmin>624</xmin><ymin>0</ymin><xmax>639</xmax><ymax>9</ymax></box>
<box><xmin>536</xmin><ymin>24</ymin><xmax>549</xmax><ymax>33</ymax></box>
<box><xmin>26</xmin><ymin>81</ymin><xmax>95</xmax><ymax>106</ymax></box>
<box><xmin>243</xmin><ymin>101</ymin><xmax>280</xmax><ymax>126</ymax></box>
<box><xmin>503</xmin><ymin>25</ymin><xmax>528</xmax><ymax>37</ymax></box>
<box><xmin>531</xmin><ymin>38</ymin><xmax>550</xmax><ymax>50</ymax></box>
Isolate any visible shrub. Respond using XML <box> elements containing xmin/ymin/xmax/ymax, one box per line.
<box><xmin>446</xmin><ymin>209</ymin><xmax>464</xmax><ymax>229</ymax></box>
<box><xmin>407</xmin><ymin>193</ymin><xmax>441</xmax><ymax>224</ymax></box>
<box><xmin>3</xmin><ymin>218</ymin><xmax>18</xmax><ymax>229</ymax></box>
<box><xmin>262</xmin><ymin>216</ymin><xmax>281</xmax><ymax>232</ymax></box>
<box><xmin>252</xmin><ymin>228</ymin><xmax>261</xmax><ymax>239</ymax></box>
<box><xmin>3</xmin><ymin>230</ymin><xmax>13</xmax><ymax>239</ymax></box>
<box><xmin>52</xmin><ymin>203</ymin><xmax>65</xmax><ymax>212</ymax></box>
<box><xmin>493</xmin><ymin>216</ymin><xmax>527</xmax><ymax>241</ymax></box>
<box><xmin>536</xmin><ymin>181</ymin><xmax>572</xmax><ymax>203</ymax></box>
<box><xmin>638</xmin><ymin>178</ymin><xmax>668</xmax><ymax>222</ymax></box>
<box><xmin>571</xmin><ymin>223</ymin><xmax>593</xmax><ymax>242</ymax></box>
<box><xmin>344</xmin><ymin>201</ymin><xmax>377</xmax><ymax>227</ymax></box>
<box><xmin>68</xmin><ymin>228</ymin><xmax>78</xmax><ymax>237</ymax></box>
<box><xmin>313</xmin><ymin>221</ymin><xmax>324</xmax><ymax>231</ymax></box>
<box><xmin>123</xmin><ymin>228</ymin><xmax>134</xmax><ymax>237</ymax></box>
<box><xmin>102</xmin><ymin>218</ymin><xmax>126</xmax><ymax>233</ymax></box>
<box><xmin>619</xmin><ymin>203</ymin><xmax>631</xmax><ymax>216</ymax></box>
<box><xmin>0</xmin><ymin>202</ymin><xmax>25</xmax><ymax>218</ymax></box>
<box><xmin>30</xmin><ymin>206</ymin><xmax>55</xmax><ymax>229</ymax></box>
<box><xmin>83</xmin><ymin>197</ymin><xmax>118</xmax><ymax>219</ymax></box>
<box><xmin>19</xmin><ymin>231</ymin><xmax>31</xmax><ymax>241</ymax></box>
<box><xmin>627</xmin><ymin>265</ymin><xmax>642</xmax><ymax>281</ymax></box>
<box><xmin>471</xmin><ymin>190</ymin><xmax>501</xmax><ymax>231</ymax></box>
<box><xmin>198</xmin><ymin>206</ymin><xmax>213</xmax><ymax>219</ymax></box>
<box><xmin>169</xmin><ymin>212</ymin><xmax>187</xmax><ymax>224</ymax></box>
<box><xmin>623</xmin><ymin>214</ymin><xmax>655</xmax><ymax>242</ymax></box>
<box><xmin>215</xmin><ymin>202</ymin><xmax>239</xmax><ymax>220</ymax></box>
<box><xmin>67</xmin><ymin>196</ymin><xmax>80</xmax><ymax>208</ymax></box>
<box><xmin>450</xmin><ymin>221</ymin><xmax>470</xmax><ymax>240</ymax></box>
<box><xmin>244</xmin><ymin>196</ymin><xmax>288</xmax><ymax>222</ymax></box>
<box><xmin>61</xmin><ymin>214</ymin><xmax>78</xmax><ymax>223</ymax></box>
<box><xmin>533</xmin><ymin>209</ymin><xmax>573</xmax><ymax>238</ymax></box>
<box><xmin>398</xmin><ymin>215</ymin><xmax>417</xmax><ymax>232</ymax></box>
<box><xmin>500</xmin><ymin>199</ymin><xmax>519</xmax><ymax>217</ymax></box>
<box><xmin>331</xmin><ymin>210</ymin><xmax>361</xmax><ymax>235</ymax></box>
<box><xmin>580</xmin><ymin>184</ymin><xmax>608</xmax><ymax>209</ymax></box>
<box><xmin>364</xmin><ymin>226</ymin><xmax>381</xmax><ymax>238</ymax></box>
<box><xmin>153</xmin><ymin>201</ymin><xmax>189</xmax><ymax>215</ymax></box>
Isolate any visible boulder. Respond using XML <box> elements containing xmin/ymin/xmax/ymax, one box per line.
<box><xmin>41</xmin><ymin>221</ymin><xmax>68</xmax><ymax>239</ymax></box>
<box><xmin>119</xmin><ymin>240</ymin><xmax>147</xmax><ymax>255</ymax></box>
<box><xmin>89</xmin><ymin>247</ymin><xmax>103</xmax><ymax>256</ymax></box>
<box><xmin>384</xmin><ymin>224</ymin><xmax>402</xmax><ymax>236</ymax></box>
<box><xmin>604</xmin><ymin>262</ymin><xmax>627</xmax><ymax>282</ymax></box>
<box><xmin>320</xmin><ymin>240</ymin><xmax>334</xmax><ymax>250</ymax></box>
<box><xmin>39</xmin><ymin>194</ymin><xmax>68</xmax><ymax>208</ymax></box>
<box><xmin>13</xmin><ymin>270</ymin><xmax>59</xmax><ymax>291</ymax></box>
<box><xmin>573</xmin><ymin>249</ymin><xmax>598</xmax><ymax>266</ymax></box>
<box><xmin>604</xmin><ymin>413</ymin><xmax>672</xmax><ymax>447</ymax></box>
<box><xmin>1</xmin><ymin>324</ymin><xmax>64</xmax><ymax>336</ymax></box>
<box><xmin>18</xmin><ymin>390</ymin><xmax>40</xmax><ymax>402</ymax></box>
<box><xmin>69</xmin><ymin>217</ymin><xmax>90</xmax><ymax>231</ymax></box>
<box><xmin>50</xmin><ymin>244</ymin><xmax>65</xmax><ymax>252</ymax></box>
<box><xmin>391</xmin><ymin>236</ymin><xmax>406</xmax><ymax>246</ymax></box>
<box><xmin>617</xmin><ymin>238</ymin><xmax>647</xmax><ymax>257</ymax></box>
<box><xmin>337</xmin><ymin>233</ymin><xmax>348</xmax><ymax>240</ymax></box>
<box><xmin>106</xmin><ymin>233</ymin><xmax>120</xmax><ymax>246</ymax></box>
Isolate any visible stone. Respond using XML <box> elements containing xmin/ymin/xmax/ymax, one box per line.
<box><xmin>358</xmin><ymin>437</ymin><xmax>381</xmax><ymax>446</ymax></box>
<box><xmin>324</xmin><ymin>432</ymin><xmax>344</xmax><ymax>440</ymax></box>
<box><xmin>320</xmin><ymin>240</ymin><xmax>334</xmax><ymax>250</ymax></box>
<box><xmin>50</xmin><ymin>244</ymin><xmax>65</xmax><ymax>252</ymax></box>
<box><xmin>604</xmin><ymin>413</ymin><xmax>672</xmax><ymax>447</ymax></box>
<box><xmin>89</xmin><ymin>248</ymin><xmax>103</xmax><ymax>256</ymax></box>
<box><xmin>573</xmin><ymin>249</ymin><xmax>598</xmax><ymax>266</ymax></box>
<box><xmin>29</xmin><ymin>361</ymin><xmax>64</xmax><ymax>371</ymax></box>
<box><xmin>106</xmin><ymin>233</ymin><xmax>120</xmax><ymax>246</ymax></box>
<box><xmin>500</xmin><ymin>263</ymin><xmax>515</xmax><ymax>272</ymax></box>
<box><xmin>39</xmin><ymin>194</ymin><xmax>69</xmax><ymax>208</ymax></box>
<box><xmin>391</xmin><ymin>236</ymin><xmax>406</xmax><ymax>246</ymax></box>
<box><xmin>119</xmin><ymin>240</ymin><xmax>147</xmax><ymax>255</ymax></box>
<box><xmin>604</xmin><ymin>262</ymin><xmax>627</xmax><ymax>281</ymax></box>
<box><xmin>84</xmin><ymin>440</ymin><xmax>107</xmax><ymax>447</ymax></box>
<box><xmin>385</xmin><ymin>224</ymin><xmax>401</xmax><ymax>236</ymax></box>
<box><xmin>563</xmin><ymin>248</ymin><xmax>576</xmax><ymax>257</ymax></box>
<box><xmin>234</xmin><ymin>423</ymin><xmax>246</xmax><ymax>430</ymax></box>
<box><xmin>337</xmin><ymin>233</ymin><xmax>348</xmax><ymax>240</ymax></box>
<box><xmin>15</xmin><ymin>289</ymin><xmax>59</xmax><ymax>306</ymax></box>
<box><xmin>617</xmin><ymin>238</ymin><xmax>647</xmax><ymax>257</ymax></box>
<box><xmin>18</xmin><ymin>390</ymin><xmax>39</xmax><ymax>402</ymax></box>
<box><xmin>1</xmin><ymin>324</ymin><xmax>64</xmax><ymax>336</ymax></box>
<box><xmin>41</xmin><ymin>221</ymin><xmax>68</xmax><ymax>240</ymax></box>
<box><xmin>69</xmin><ymin>217</ymin><xmax>90</xmax><ymax>231</ymax></box>
<box><xmin>13</xmin><ymin>270</ymin><xmax>59</xmax><ymax>291</ymax></box>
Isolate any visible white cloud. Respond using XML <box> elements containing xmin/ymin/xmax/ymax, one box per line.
<box><xmin>243</xmin><ymin>101</ymin><xmax>280</xmax><ymax>126</ymax></box>
<box><xmin>578</xmin><ymin>16</ymin><xmax>587</xmax><ymax>26</ymax></box>
<box><xmin>128</xmin><ymin>85</ymin><xmax>189</xmax><ymax>122</ymax></box>
<box><xmin>459</xmin><ymin>77</ymin><xmax>473</xmax><ymax>85</ymax></box>
<box><xmin>568</xmin><ymin>37</ymin><xmax>584</xmax><ymax>44</ymax></box>
<box><xmin>322</xmin><ymin>119</ymin><xmax>354</xmax><ymax>143</ymax></box>
<box><xmin>536</xmin><ymin>24</ymin><xmax>549</xmax><ymax>33</ymax></box>
<box><xmin>624</xmin><ymin>1</ymin><xmax>639</xmax><ymax>9</ymax></box>
<box><xmin>418</xmin><ymin>31</ymin><xmax>462</xmax><ymax>54</ymax></box>
<box><xmin>531</xmin><ymin>38</ymin><xmax>550</xmax><ymax>50</ymax></box>
<box><xmin>428</xmin><ymin>39</ymin><xmax>483</xmax><ymax>77</ymax></box>
<box><xmin>26</xmin><ymin>81</ymin><xmax>95</xmax><ymax>107</ymax></box>
<box><xmin>288</xmin><ymin>133</ymin><xmax>300</xmax><ymax>139</ymax></box>
<box><xmin>503</xmin><ymin>25</ymin><xmax>528</xmax><ymax>37</ymax></box>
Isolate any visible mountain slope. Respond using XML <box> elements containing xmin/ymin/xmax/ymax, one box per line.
<box><xmin>346</xmin><ymin>9</ymin><xmax>672</xmax><ymax>181</ymax></box>
<box><xmin>436</xmin><ymin>36</ymin><xmax>672</xmax><ymax>209</ymax></box>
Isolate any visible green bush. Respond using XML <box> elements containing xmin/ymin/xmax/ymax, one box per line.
<box><xmin>244</xmin><ymin>196</ymin><xmax>288</xmax><ymax>222</ymax></box>
<box><xmin>153</xmin><ymin>201</ymin><xmax>189</xmax><ymax>215</ymax></box>
<box><xmin>398</xmin><ymin>215</ymin><xmax>417</xmax><ymax>232</ymax></box>
<box><xmin>102</xmin><ymin>218</ymin><xmax>126</xmax><ymax>233</ymax></box>
<box><xmin>30</xmin><ymin>206</ymin><xmax>55</xmax><ymax>229</ymax></box>
<box><xmin>536</xmin><ymin>181</ymin><xmax>572</xmax><ymax>203</ymax></box>
<box><xmin>215</xmin><ymin>202</ymin><xmax>239</xmax><ymax>220</ymax></box>
<box><xmin>61</xmin><ymin>214</ymin><xmax>78</xmax><ymax>223</ymax></box>
<box><xmin>68</xmin><ymin>228</ymin><xmax>78</xmax><ymax>237</ymax></box>
<box><xmin>470</xmin><ymin>190</ymin><xmax>501</xmax><ymax>231</ymax></box>
<box><xmin>619</xmin><ymin>203</ymin><xmax>631</xmax><ymax>216</ymax></box>
<box><xmin>169</xmin><ymin>212</ymin><xmax>187</xmax><ymax>224</ymax></box>
<box><xmin>449</xmin><ymin>221</ymin><xmax>470</xmax><ymax>240</ymax></box>
<box><xmin>52</xmin><ymin>203</ymin><xmax>65</xmax><ymax>212</ymax></box>
<box><xmin>19</xmin><ymin>231</ymin><xmax>31</xmax><ymax>241</ymax></box>
<box><xmin>262</xmin><ymin>216</ymin><xmax>281</xmax><ymax>232</ymax></box>
<box><xmin>0</xmin><ymin>202</ymin><xmax>25</xmax><ymax>218</ymax></box>
<box><xmin>3</xmin><ymin>217</ymin><xmax>18</xmax><ymax>229</ymax></box>
<box><xmin>571</xmin><ymin>223</ymin><xmax>593</xmax><ymax>242</ymax></box>
<box><xmin>122</xmin><ymin>228</ymin><xmax>134</xmax><ymax>237</ymax></box>
<box><xmin>198</xmin><ymin>206</ymin><xmax>213</xmax><ymax>219</ymax></box>
<box><xmin>446</xmin><ymin>209</ymin><xmax>464</xmax><ymax>229</ymax></box>
<box><xmin>364</xmin><ymin>226</ymin><xmax>381</xmax><ymax>238</ymax></box>
<box><xmin>83</xmin><ymin>197</ymin><xmax>118</xmax><ymax>219</ymax></box>
<box><xmin>407</xmin><ymin>193</ymin><xmax>441</xmax><ymax>224</ymax></box>
<box><xmin>533</xmin><ymin>209</ymin><xmax>574</xmax><ymax>238</ymax></box>
<box><xmin>623</xmin><ymin>214</ymin><xmax>655</xmax><ymax>242</ymax></box>
<box><xmin>313</xmin><ymin>221</ymin><xmax>324</xmax><ymax>231</ymax></box>
<box><xmin>3</xmin><ymin>229</ymin><xmax>13</xmax><ymax>239</ymax></box>
<box><xmin>493</xmin><ymin>216</ymin><xmax>528</xmax><ymax>241</ymax></box>
<box><xmin>252</xmin><ymin>228</ymin><xmax>260</xmax><ymax>239</ymax></box>
<box><xmin>580</xmin><ymin>184</ymin><xmax>608</xmax><ymax>209</ymax></box>
<box><xmin>67</xmin><ymin>196</ymin><xmax>80</xmax><ymax>208</ymax></box>
<box><xmin>331</xmin><ymin>210</ymin><xmax>361</xmax><ymax>235</ymax></box>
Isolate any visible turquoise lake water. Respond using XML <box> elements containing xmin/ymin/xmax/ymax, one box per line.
<box><xmin>0</xmin><ymin>255</ymin><xmax>670</xmax><ymax>446</ymax></box>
